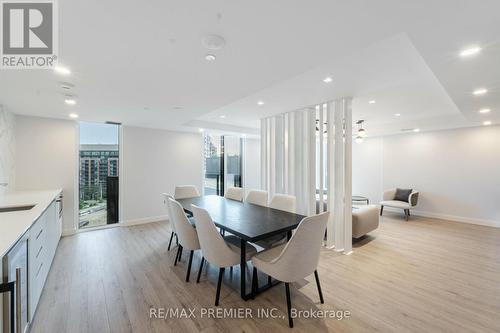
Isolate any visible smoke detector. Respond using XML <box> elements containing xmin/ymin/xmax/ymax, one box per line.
<box><xmin>201</xmin><ymin>34</ymin><xmax>226</xmax><ymax>50</ymax></box>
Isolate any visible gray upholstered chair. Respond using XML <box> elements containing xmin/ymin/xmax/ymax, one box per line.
<box><xmin>174</xmin><ymin>185</ymin><xmax>200</xmax><ymax>199</ymax></box>
<box><xmin>255</xmin><ymin>193</ymin><xmax>296</xmax><ymax>249</ymax></box>
<box><xmin>191</xmin><ymin>205</ymin><xmax>257</xmax><ymax>306</ymax></box>
<box><xmin>168</xmin><ymin>198</ymin><xmax>201</xmax><ymax>282</ymax></box>
<box><xmin>245</xmin><ymin>190</ymin><xmax>268</xmax><ymax>207</ymax></box>
<box><xmin>224</xmin><ymin>186</ymin><xmax>244</xmax><ymax>202</ymax></box>
<box><xmin>380</xmin><ymin>188</ymin><xmax>419</xmax><ymax>221</ymax></box>
<box><xmin>251</xmin><ymin>211</ymin><xmax>329</xmax><ymax>328</ymax></box>
<box><xmin>352</xmin><ymin>205</ymin><xmax>379</xmax><ymax>238</ymax></box>
<box><xmin>162</xmin><ymin>193</ymin><xmax>177</xmax><ymax>251</ymax></box>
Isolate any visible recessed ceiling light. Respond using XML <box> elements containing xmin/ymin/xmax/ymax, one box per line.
<box><xmin>460</xmin><ymin>46</ymin><xmax>481</xmax><ymax>57</ymax></box>
<box><xmin>473</xmin><ymin>88</ymin><xmax>488</xmax><ymax>96</ymax></box>
<box><xmin>54</xmin><ymin>66</ymin><xmax>71</xmax><ymax>75</ymax></box>
<box><xmin>368</xmin><ymin>100</ymin><xmax>376</xmax><ymax>104</ymax></box>
<box><xmin>257</xmin><ymin>101</ymin><xmax>264</xmax><ymax>106</ymax></box>
<box><xmin>69</xmin><ymin>113</ymin><xmax>79</xmax><ymax>119</ymax></box>
<box><xmin>413</xmin><ymin>128</ymin><xmax>420</xmax><ymax>132</ymax></box>
<box><xmin>199</xmin><ymin>128</ymin><xmax>204</xmax><ymax>132</ymax></box>
<box><xmin>394</xmin><ymin>113</ymin><xmax>401</xmax><ymax>117</ymax></box>
<box><xmin>205</xmin><ymin>54</ymin><xmax>216</xmax><ymax>61</ymax></box>
<box><xmin>219</xmin><ymin>115</ymin><xmax>226</xmax><ymax>119</ymax></box>
<box><xmin>479</xmin><ymin>108</ymin><xmax>491</xmax><ymax>114</ymax></box>
<box><xmin>323</xmin><ymin>77</ymin><xmax>333</xmax><ymax>83</ymax></box>
<box><xmin>64</xmin><ymin>99</ymin><xmax>76</xmax><ymax>105</ymax></box>
<box><xmin>483</xmin><ymin>121</ymin><xmax>492</xmax><ymax>126</ymax></box>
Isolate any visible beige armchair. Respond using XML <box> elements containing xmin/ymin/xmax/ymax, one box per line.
<box><xmin>352</xmin><ymin>205</ymin><xmax>379</xmax><ymax>238</ymax></box>
<box><xmin>380</xmin><ymin>189</ymin><xmax>419</xmax><ymax>221</ymax></box>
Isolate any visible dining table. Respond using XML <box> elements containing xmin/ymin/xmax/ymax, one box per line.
<box><xmin>176</xmin><ymin>195</ymin><xmax>307</xmax><ymax>301</ymax></box>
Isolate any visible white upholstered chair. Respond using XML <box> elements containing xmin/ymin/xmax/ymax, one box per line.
<box><xmin>168</xmin><ymin>198</ymin><xmax>201</xmax><ymax>282</ymax></box>
<box><xmin>245</xmin><ymin>190</ymin><xmax>268</xmax><ymax>207</ymax></box>
<box><xmin>269</xmin><ymin>193</ymin><xmax>297</xmax><ymax>213</ymax></box>
<box><xmin>162</xmin><ymin>193</ymin><xmax>177</xmax><ymax>251</ymax></box>
<box><xmin>251</xmin><ymin>211</ymin><xmax>329</xmax><ymax>328</ymax></box>
<box><xmin>174</xmin><ymin>185</ymin><xmax>200</xmax><ymax>199</ymax></box>
<box><xmin>191</xmin><ymin>205</ymin><xmax>257</xmax><ymax>306</ymax></box>
<box><xmin>380</xmin><ymin>188</ymin><xmax>419</xmax><ymax>221</ymax></box>
<box><xmin>224</xmin><ymin>187</ymin><xmax>244</xmax><ymax>202</ymax></box>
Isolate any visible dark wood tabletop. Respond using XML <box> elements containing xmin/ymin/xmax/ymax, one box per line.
<box><xmin>177</xmin><ymin>195</ymin><xmax>306</xmax><ymax>242</ymax></box>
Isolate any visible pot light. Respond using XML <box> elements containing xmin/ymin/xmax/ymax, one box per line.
<box><xmin>413</xmin><ymin>128</ymin><xmax>420</xmax><ymax>133</ymax></box>
<box><xmin>257</xmin><ymin>101</ymin><xmax>264</xmax><ymax>106</ymax></box>
<box><xmin>394</xmin><ymin>113</ymin><xmax>401</xmax><ymax>117</ymax></box>
<box><xmin>323</xmin><ymin>77</ymin><xmax>333</xmax><ymax>83</ymax></box>
<box><xmin>219</xmin><ymin>115</ymin><xmax>226</xmax><ymax>119</ymax></box>
<box><xmin>460</xmin><ymin>46</ymin><xmax>481</xmax><ymax>57</ymax></box>
<box><xmin>368</xmin><ymin>100</ymin><xmax>376</xmax><ymax>104</ymax></box>
<box><xmin>199</xmin><ymin>128</ymin><xmax>204</xmax><ymax>132</ymax></box>
<box><xmin>68</xmin><ymin>113</ymin><xmax>79</xmax><ymax>119</ymax></box>
<box><xmin>483</xmin><ymin>121</ymin><xmax>492</xmax><ymax>126</ymax></box>
<box><xmin>355</xmin><ymin>136</ymin><xmax>364</xmax><ymax>144</ymax></box>
<box><xmin>479</xmin><ymin>108</ymin><xmax>491</xmax><ymax>114</ymax></box>
<box><xmin>473</xmin><ymin>88</ymin><xmax>488</xmax><ymax>96</ymax></box>
<box><xmin>205</xmin><ymin>54</ymin><xmax>216</xmax><ymax>61</ymax></box>
<box><xmin>64</xmin><ymin>99</ymin><xmax>76</xmax><ymax>105</ymax></box>
<box><xmin>54</xmin><ymin>66</ymin><xmax>71</xmax><ymax>75</ymax></box>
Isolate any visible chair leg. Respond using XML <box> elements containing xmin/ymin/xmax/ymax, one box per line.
<box><xmin>167</xmin><ymin>232</ymin><xmax>174</xmax><ymax>251</ymax></box>
<box><xmin>179</xmin><ymin>246</ymin><xmax>183</xmax><ymax>261</ymax></box>
<box><xmin>175</xmin><ymin>234</ymin><xmax>178</xmax><ymax>246</ymax></box>
<box><xmin>215</xmin><ymin>267</ymin><xmax>225</xmax><ymax>306</ymax></box>
<box><xmin>404</xmin><ymin>209</ymin><xmax>409</xmax><ymax>221</ymax></box>
<box><xmin>268</xmin><ymin>275</ymin><xmax>272</xmax><ymax>286</ymax></box>
<box><xmin>174</xmin><ymin>245</ymin><xmax>181</xmax><ymax>266</ymax></box>
<box><xmin>314</xmin><ymin>270</ymin><xmax>324</xmax><ymax>304</ymax></box>
<box><xmin>285</xmin><ymin>283</ymin><xmax>293</xmax><ymax>328</ymax></box>
<box><xmin>196</xmin><ymin>257</ymin><xmax>205</xmax><ymax>283</ymax></box>
<box><xmin>252</xmin><ymin>267</ymin><xmax>258</xmax><ymax>299</ymax></box>
<box><xmin>380</xmin><ymin>205</ymin><xmax>384</xmax><ymax>216</ymax></box>
<box><xmin>186</xmin><ymin>250</ymin><xmax>194</xmax><ymax>282</ymax></box>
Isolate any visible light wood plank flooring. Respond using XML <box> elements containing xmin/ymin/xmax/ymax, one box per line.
<box><xmin>30</xmin><ymin>212</ymin><xmax>500</xmax><ymax>332</ymax></box>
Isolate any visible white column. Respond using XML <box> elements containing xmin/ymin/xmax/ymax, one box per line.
<box><xmin>308</xmin><ymin>107</ymin><xmax>317</xmax><ymax>216</ymax></box>
<box><xmin>343</xmin><ymin>97</ymin><xmax>353</xmax><ymax>254</ymax></box>
<box><xmin>333</xmin><ymin>99</ymin><xmax>345</xmax><ymax>251</ymax></box>
<box><xmin>326</xmin><ymin>102</ymin><xmax>335</xmax><ymax>248</ymax></box>
<box><xmin>318</xmin><ymin>104</ymin><xmax>324</xmax><ymax>213</ymax></box>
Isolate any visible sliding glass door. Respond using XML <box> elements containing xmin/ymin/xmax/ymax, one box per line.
<box><xmin>203</xmin><ymin>134</ymin><xmax>242</xmax><ymax>196</ymax></box>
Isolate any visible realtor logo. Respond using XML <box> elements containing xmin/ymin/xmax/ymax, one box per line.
<box><xmin>1</xmin><ymin>0</ymin><xmax>58</xmax><ymax>69</ymax></box>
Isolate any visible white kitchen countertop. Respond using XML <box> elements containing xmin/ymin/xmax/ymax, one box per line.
<box><xmin>0</xmin><ymin>189</ymin><xmax>62</xmax><ymax>257</ymax></box>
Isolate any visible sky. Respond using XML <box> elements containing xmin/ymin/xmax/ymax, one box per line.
<box><xmin>79</xmin><ymin>122</ymin><xmax>119</xmax><ymax>144</ymax></box>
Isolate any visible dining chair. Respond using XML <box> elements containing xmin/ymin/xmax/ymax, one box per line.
<box><xmin>191</xmin><ymin>204</ymin><xmax>257</xmax><ymax>306</ymax></box>
<box><xmin>269</xmin><ymin>193</ymin><xmax>297</xmax><ymax>213</ymax></box>
<box><xmin>174</xmin><ymin>185</ymin><xmax>200</xmax><ymax>199</ymax></box>
<box><xmin>224</xmin><ymin>187</ymin><xmax>244</xmax><ymax>201</ymax></box>
<box><xmin>162</xmin><ymin>193</ymin><xmax>177</xmax><ymax>251</ymax></box>
<box><xmin>251</xmin><ymin>211</ymin><xmax>329</xmax><ymax>328</ymax></box>
<box><xmin>245</xmin><ymin>190</ymin><xmax>268</xmax><ymax>207</ymax></box>
<box><xmin>168</xmin><ymin>198</ymin><xmax>201</xmax><ymax>282</ymax></box>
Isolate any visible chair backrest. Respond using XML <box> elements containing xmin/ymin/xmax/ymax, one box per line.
<box><xmin>245</xmin><ymin>190</ymin><xmax>268</xmax><ymax>207</ymax></box>
<box><xmin>269</xmin><ymin>193</ymin><xmax>297</xmax><ymax>213</ymax></box>
<box><xmin>168</xmin><ymin>198</ymin><xmax>200</xmax><ymax>251</ymax></box>
<box><xmin>162</xmin><ymin>193</ymin><xmax>175</xmax><ymax>232</ymax></box>
<box><xmin>191</xmin><ymin>205</ymin><xmax>239</xmax><ymax>267</ymax></box>
<box><xmin>224</xmin><ymin>187</ymin><xmax>244</xmax><ymax>202</ymax></box>
<box><xmin>174</xmin><ymin>185</ymin><xmax>200</xmax><ymax>199</ymax></box>
<box><xmin>268</xmin><ymin>211</ymin><xmax>329</xmax><ymax>282</ymax></box>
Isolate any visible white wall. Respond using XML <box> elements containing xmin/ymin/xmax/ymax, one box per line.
<box><xmin>0</xmin><ymin>107</ymin><xmax>15</xmax><ymax>194</ymax></box>
<box><xmin>15</xmin><ymin>115</ymin><xmax>78</xmax><ymax>234</ymax></box>
<box><xmin>244</xmin><ymin>138</ymin><xmax>261</xmax><ymax>190</ymax></box>
<box><xmin>353</xmin><ymin>125</ymin><xmax>500</xmax><ymax>226</ymax></box>
<box><xmin>121</xmin><ymin>126</ymin><xmax>203</xmax><ymax>223</ymax></box>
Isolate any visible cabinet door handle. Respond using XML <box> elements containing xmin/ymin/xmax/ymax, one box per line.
<box><xmin>16</xmin><ymin>267</ymin><xmax>21</xmax><ymax>333</ymax></box>
<box><xmin>36</xmin><ymin>228</ymin><xmax>43</xmax><ymax>240</ymax></box>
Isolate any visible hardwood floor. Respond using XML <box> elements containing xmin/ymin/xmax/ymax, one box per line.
<box><xmin>30</xmin><ymin>212</ymin><xmax>500</xmax><ymax>332</ymax></box>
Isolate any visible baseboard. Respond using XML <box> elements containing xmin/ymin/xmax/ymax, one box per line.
<box><xmin>121</xmin><ymin>214</ymin><xmax>168</xmax><ymax>226</ymax></box>
<box><xmin>382</xmin><ymin>206</ymin><xmax>500</xmax><ymax>228</ymax></box>
<box><xmin>62</xmin><ymin>228</ymin><xmax>76</xmax><ymax>236</ymax></box>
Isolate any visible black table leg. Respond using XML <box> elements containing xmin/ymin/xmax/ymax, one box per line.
<box><xmin>240</xmin><ymin>238</ymin><xmax>247</xmax><ymax>300</ymax></box>
<box><xmin>287</xmin><ymin>231</ymin><xmax>292</xmax><ymax>241</ymax></box>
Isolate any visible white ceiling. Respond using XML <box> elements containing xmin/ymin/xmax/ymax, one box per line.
<box><xmin>1</xmin><ymin>0</ymin><xmax>499</xmax><ymax>136</ymax></box>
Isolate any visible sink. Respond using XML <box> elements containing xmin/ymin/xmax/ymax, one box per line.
<box><xmin>0</xmin><ymin>204</ymin><xmax>36</xmax><ymax>213</ymax></box>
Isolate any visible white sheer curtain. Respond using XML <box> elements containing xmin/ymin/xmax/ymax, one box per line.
<box><xmin>261</xmin><ymin>97</ymin><xmax>353</xmax><ymax>253</ymax></box>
